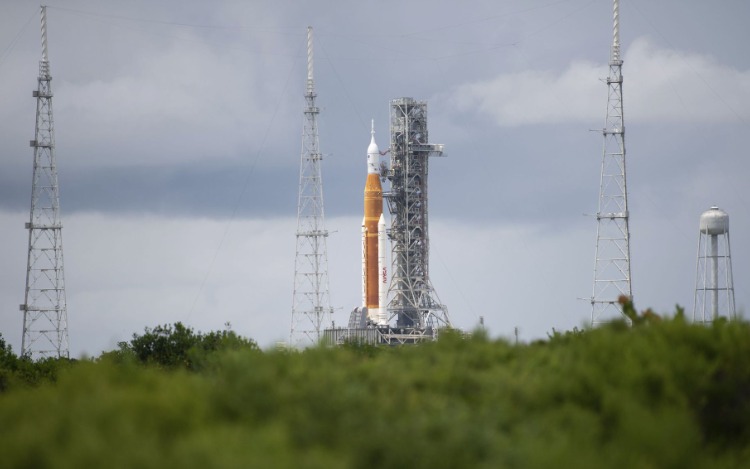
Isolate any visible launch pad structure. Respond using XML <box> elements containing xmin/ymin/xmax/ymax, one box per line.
<box><xmin>325</xmin><ymin>98</ymin><xmax>451</xmax><ymax>346</ymax></box>
<box><xmin>385</xmin><ymin>98</ymin><xmax>450</xmax><ymax>332</ymax></box>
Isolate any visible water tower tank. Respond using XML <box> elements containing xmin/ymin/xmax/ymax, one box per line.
<box><xmin>694</xmin><ymin>205</ymin><xmax>735</xmax><ymax>323</ymax></box>
<box><xmin>699</xmin><ymin>206</ymin><xmax>729</xmax><ymax>235</ymax></box>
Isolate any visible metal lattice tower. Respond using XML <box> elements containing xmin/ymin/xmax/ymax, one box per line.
<box><xmin>591</xmin><ymin>0</ymin><xmax>632</xmax><ymax>326</ymax></box>
<box><xmin>290</xmin><ymin>27</ymin><xmax>332</xmax><ymax>347</ymax></box>
<box><xmin>693</xmin><ymin>206</ymin><xmax>735</xmax><ymax>323</ymax></box>
<box><xmin>20</xmin><ymin>6</ymin><xmax>69</xmax><ymax>359</ymax></box>
<box><xmin>385</xmin><ymin>98</ymin><xmax>451</xmax><ymax>333</ymax></box>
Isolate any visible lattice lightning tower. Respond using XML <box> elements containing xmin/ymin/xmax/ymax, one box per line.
<box><xmin>290</xmin><ymin>27</ymin><xmax>332</xmax><ymax>347</ymax></box>
<box><xmin>20</xmin><ymin>5</ymin><xmax>70</xmax><ymax>359</ymax></box>
<box><xmin>591</xmin><ymin>0</ymin><xmax>632</xmax><ymax>325</ymax></box>
<box><xmin>385</xmin><ymin>98</ymin><xmax>451</xmax><ymax>335</ymax></box>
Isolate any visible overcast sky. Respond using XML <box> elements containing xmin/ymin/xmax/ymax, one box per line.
<box><xmin>1</xmin><ymin>0</ymin><xmax>748</xmax><ymax>356</ymax></box>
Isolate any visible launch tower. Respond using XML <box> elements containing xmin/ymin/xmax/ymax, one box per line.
<box><xmin>20</xmin><ymin>6</ymin><xmax>70</xmax><ymax>359</ymax></box>
<box><xmin>590</xmin><ymin>0</ymin><xmax>633</xmax><ymax>326</ymax></box>
<box><xmin>290</xmin><ymin>27</ymin><xmax>333</xmax><ymax>347</ymax></box>
<box><xmin>323</xmin><ymin>99</ymin><xmax>452</xmax><ymax>346</ymax></box>
<box><xmin>384</xmin><ymin>98</ymin><xmax>451</xmax><ymax>337</ymax></box>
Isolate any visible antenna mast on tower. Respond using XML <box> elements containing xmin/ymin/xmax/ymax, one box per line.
<box><xmin>20</xmin><ymin>5</ymin><xmax>70</xmax><ymax>358</ymax></box>
<box><xmin>591</xmin><ymin>0</ymin><xmax>632</xmax><ymax>325</ymax></box>
<box><xmin>290</xmin><ymin>27</ymin><xmax>333</xmax><ymax>347</ymax></box>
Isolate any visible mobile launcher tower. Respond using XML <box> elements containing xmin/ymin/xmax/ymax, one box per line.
<box><xmin>326</xmin><ymin>98</ymin><xmax>452</xmax><ymax>345</ymax></box>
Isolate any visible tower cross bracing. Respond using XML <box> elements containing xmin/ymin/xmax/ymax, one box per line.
<box><xmin>591</xmin><ymin>0</ymin><xmax>633</xmax><ymax>325</ymax></box>
<box><xmin>385</xmin><ymin>98</ymin><xmax>450</xmax><ymax>334</ymax></box>
<box><xmin>693</xmin><ymin>207</ymin><xmax>735</xmax><ymax>323</ymax></box>
<box><xmin>290</xmin><ymin>27</ymin><xmax>332</xmax><ymax>347</ymax></box>
<box><xmin>20</xmin><ymin>5</ymin><xmax>70</xmax><ymax>359</ymax></box>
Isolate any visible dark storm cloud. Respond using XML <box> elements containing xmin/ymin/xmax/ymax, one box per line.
<box><xmin>0</xmin><ymin>164</ymin><xmax>298</xmax><ymax>217</ymax></box>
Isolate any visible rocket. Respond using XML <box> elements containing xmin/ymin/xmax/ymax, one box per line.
<box><xmin>362</xmin><ymin>121</ymin><xmax>388</xmax><ymax>326</ymax></box>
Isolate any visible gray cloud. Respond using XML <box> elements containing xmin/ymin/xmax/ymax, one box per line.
<box><xmin>1</xmin><ymin>0</ymin><xmax>748</xmax><ymax>354</ymax></box>
<box><xmin>447</xmin><ymin>38</ymin><xmax>750</xmax><ymax>126</ymax></box>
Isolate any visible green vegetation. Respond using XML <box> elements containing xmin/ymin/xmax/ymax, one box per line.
<box><xmin>105</xmin><ymin>321</ymin><xmax>259</xmax><ymax>370</ymax></box>
<box><xmin>2</xmin><ymin>306</ymin><xmax>750</xmax><ymax>468</ymax></box>
<box><xmin>0</xmin><ymin>334</ymin><xmax>74</xmax><ymax>392</ymax></box>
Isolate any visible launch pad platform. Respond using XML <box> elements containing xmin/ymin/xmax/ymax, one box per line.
<box><xmin>322</xmin><ymin>307</ymin><xmax>443</xmax><ymax>346</ymax></box>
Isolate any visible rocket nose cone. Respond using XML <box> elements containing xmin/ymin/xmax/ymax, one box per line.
<box><xmin>368</xmin><ymin>140</ymin><xmax>380</xmax><ymax>156</ymax></box>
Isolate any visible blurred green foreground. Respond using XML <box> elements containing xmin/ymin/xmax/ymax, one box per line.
<box><xmin>2</xmin><ymin>309</ymin><xmax>750</xmax><ymax>468</ymax></box>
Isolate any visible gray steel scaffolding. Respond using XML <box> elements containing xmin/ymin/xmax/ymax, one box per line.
<box><xmin>384</xmin><ymin>98</ymin><xmax>451</xmax><ymax>336</ymax></box>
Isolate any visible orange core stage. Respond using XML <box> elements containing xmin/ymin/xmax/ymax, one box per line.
<box><xmin>364</xmin><ymin>173</ymin><xmax>382</xmax><ymax>310</ymax></box>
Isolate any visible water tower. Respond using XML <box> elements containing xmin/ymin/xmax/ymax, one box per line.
<box><xmin>693</xmin><ymin>206</ymin><xmax>735</xmax><ymax>323</ymax></box>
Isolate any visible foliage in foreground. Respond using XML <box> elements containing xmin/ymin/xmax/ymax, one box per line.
<box><xmin>0</xmin><ymin>334</ymin><xmax>74</xmax><ymax>392</ymax></box>
<box><xmin>0</xmin><ymin>322</ymin><xmax>258</xmax><ymax>390</ymax></box>
<box><xmin>107</xmin><ymin>321</ymin><xmax>259</xmax><ymax>370</ymax></box>
<box><xmin>2</xmin><ymin>309</ymin><xmax>750</xmax><ymax>467</ymax></box>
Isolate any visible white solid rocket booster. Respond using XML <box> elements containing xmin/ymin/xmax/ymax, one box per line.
<box><xmin>361</xmin><ymin>217</ymin><xmax>367</xmax><ymax>309</ymax></box>
<box><xmin>377</xmin><ymin>212</ymin><xmax>387</xmax><ymax>325</ymax></box>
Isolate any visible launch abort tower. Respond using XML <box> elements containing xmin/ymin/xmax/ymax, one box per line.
<box><xmin>384</xmin><ymin>98</ymin><xmax>451</xmax><ymax>336</ymax></box>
